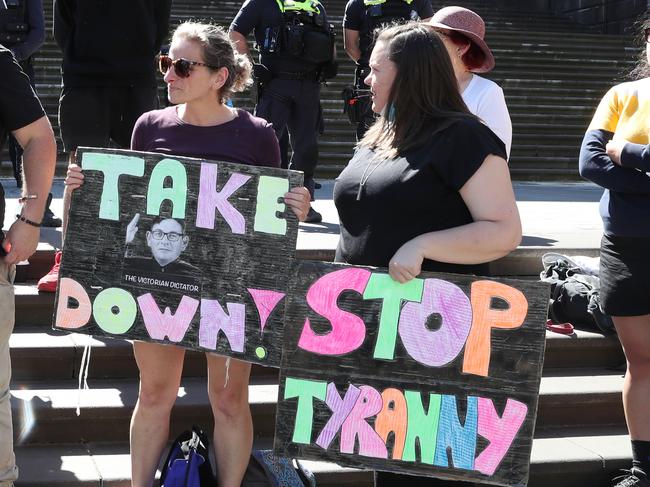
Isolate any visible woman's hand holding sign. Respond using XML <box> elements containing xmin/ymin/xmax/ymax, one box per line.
<box><xmin>284</xmin><ymin>186</ymin><xmax>311</xmax><ymax>222</ymax></box>
<box><xmin>65</xmin><ymin>164</ymin><xmax>84</xmax><ymax>190</ymax></box>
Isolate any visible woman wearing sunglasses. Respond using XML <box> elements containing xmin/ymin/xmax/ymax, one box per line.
<box><xmin>579</xmin><ymin>17</ymin><xmax>650</xmax><ymax>487</ymax></box>
<box><xmin>65</xmin><ymin>21</ymin><xmax>310</xmax><ymax>487</ymax></box>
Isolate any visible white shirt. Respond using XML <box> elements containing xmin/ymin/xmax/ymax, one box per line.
<box><xmin>462</xmin><ymin>74</ymin><xmax>512</xmax><ymax>158</ymax></box>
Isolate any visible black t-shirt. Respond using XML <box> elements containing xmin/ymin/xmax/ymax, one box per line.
<box><xmin>230</xmin><ymin>0</ymin><xmax>329</xmax><ymax>74</ymax></box>
<box><xmin>343</xmin><ymin>0</ymin><xmax>433</xmax><ymax>64</ymax></box>
<box><xmin>0</xmin><ymin>45</ymin><xmax>45</xmax><ymax>229</ymax></box>
<box><xmin>333</xmin><ymin>117</ymin><xmax>507</xmax><ymax>275</ymax></box>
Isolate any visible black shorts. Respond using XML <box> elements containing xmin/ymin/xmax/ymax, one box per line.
<box><xmin>600</xmin><ymin>233</ymin><xmax>650</xmax><ymax>317</ymax></box>
<box><xmin>58</xmin><ymin>83</ymin><xmax>159</xmax><ymax>152</ymax></box>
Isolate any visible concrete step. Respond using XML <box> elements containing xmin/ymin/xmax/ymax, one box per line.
<box><xmin>8</xmin><ymin>328</ymin><xmax>625</xmax><ymax>382</ymax></box>
<box><xmin>11</xmin><ymin>432</ymin><xmax>634</xmax><ymax>486</ymax></box>
<box><xmin>14</xmin><ymin>441</ymin><xmax>370</xmax><ymax>487</ymax></box>
<box><xmin>14</xmin><ymin>241</ymin><xmax>60</xmax><ymax>283</ymax></box>
<box><xmin>536</xmin><ymin>369</ymin><xmax>625</xmax><ymax>433</ymax></box>
<box><xmin>14</xmin><ymin>283</ymin><xmax>55</xmax><ymax>327</ymax></box>
<box><xmin>10</xmin><ymin>378</ymin><xmax>277</xmax><ymax>445</ymax></box>
<box><xmin>10</xmin><ymin>368</ymin><xmax>626</xmax><ymax>445</ymax></box>
<box><xmin>511</xmin><ymin>144</ymin><xmax>583</xmax><ymax>156</ymax></box>
<box><xmin>9</xmin><ymin>329</ymin><xmax>279</xmax><ymax>382</ymax></box>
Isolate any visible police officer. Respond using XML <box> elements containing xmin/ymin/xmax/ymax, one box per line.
<box><xmin>343</xmin><ymin>0</ymin><xmax>433</xmax><ymax>139</ymax></box>
<box><xmin>230</xmin><ymin>0</ymin><xmax>337</xmax><ymax>223</ymax></box>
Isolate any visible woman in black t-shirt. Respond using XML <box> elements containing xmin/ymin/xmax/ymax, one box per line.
<box><xmin>333</xmin><ymin>22</ymin><xmax>521</xmax><ymax>486</ymax></box>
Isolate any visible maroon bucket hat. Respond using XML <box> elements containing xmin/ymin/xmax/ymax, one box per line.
<box><xmin>428</xmin><ymin>6</ymin><xmax>496</xmax><ymax>73</ymax></box>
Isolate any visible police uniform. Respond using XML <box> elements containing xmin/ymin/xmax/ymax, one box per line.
<box><xmin>0</xmin><ymin>0</ymin><xmax>44</xmax><ymax>186</ymax></box>
<box><xmin>343</xmin><ymin>0</ymin><xmax>433</xmax><ymax>139</ymax></box>
<box><xmin>230</xmin><ymin>0</ymin><xmax>335</xmax><ymax>199</ymax></box>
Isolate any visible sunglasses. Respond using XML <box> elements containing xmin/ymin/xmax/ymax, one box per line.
<box><xmin>158</xmin><ymin>55</ymin><xmax>219</xmax><ymax>78</ymax></box>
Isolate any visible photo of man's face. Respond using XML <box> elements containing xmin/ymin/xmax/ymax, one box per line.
<box><xmin>145</xmin><ymin>218</ymin><xmax>188</xmax><ymax>267</ymax></box>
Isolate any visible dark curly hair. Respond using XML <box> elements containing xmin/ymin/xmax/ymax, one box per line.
<box><xmin>629</xmin><ymin>15</ymin><xmax>650</xmax><ymax>80</ymax></box>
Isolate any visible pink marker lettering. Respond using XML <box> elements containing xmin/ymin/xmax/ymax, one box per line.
<box><xmin>475</xmin><ymin>397</ymin><xmax>528</xmax><ymax>475</ymax></box>
<box><xmin>340</xmin><ymin>385</ymin><xmax>388</xmax><ymax>459</ymax></box>
<box><xmin>196</xmin><ymin>162</ymin><xmax>250</xmax><ymax>234</ymax></box>
<box><xmin>298</xmin><ymin>268</ymin><xmax>371</xmax><ymax>355</ymax></box>
<box><xmin>199</xmin><ymin>298</ymin><xmax>246</xmax><ymax>352</ymax></box>
<box><xmin>315</xmin><ymin>383</ymin><xmax>361</xmax><ymax>450</ymax></box>
<box><xmin>137</xmin><ymin>293</ymin><xmax>199</xmax><ymax>342</ymax></box>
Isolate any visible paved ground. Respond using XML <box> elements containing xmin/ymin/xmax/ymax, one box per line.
<box><xmin>3</xmin><ymin>178</ymin><xmax>605</xmax><ymax>266</ymax></box>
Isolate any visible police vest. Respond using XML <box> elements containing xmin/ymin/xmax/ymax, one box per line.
<box><xmin>0</xmin><ymin>0</ymin><xmax>29</xmax><ymax>47</ymax></box>
<box><xmin>265</xmin><ymin>0</ymin><xmax>334</xmax><ymax>65</ymax></box>
<box><xmin>359</xmin><ymin>0</ymin><xmax>418</xmax><ymax>61</ymax></box>
<box><xmin>364</xmin><ymin>0</ymin><xmax>417</xmax><ymax>31</ymax></box>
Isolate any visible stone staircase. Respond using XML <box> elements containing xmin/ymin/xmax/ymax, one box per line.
<box><xmin>5</xmin><ymin>0</ymin><xmax>637</xmax><ymax>180</ymax></box>
<box><xmin>8</xmin><ymin>1</ymin><xmax>637</xmax><ymax>486</ymax></box>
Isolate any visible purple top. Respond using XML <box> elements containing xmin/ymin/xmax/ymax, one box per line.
<box><xmin>131</xmin><ymin>106</ymin><xmax>281</xmax><ymax>168</ymax></box>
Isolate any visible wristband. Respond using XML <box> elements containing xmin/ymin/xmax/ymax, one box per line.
<box><xmin>18</xmin><ymin>194</ymin><xmax>38</xmax><ymax>204</ymax></box>
<box><xmin>16</xmin><ymin>214</ymin><xmax>42</xmax><ymax>228</ymax></box>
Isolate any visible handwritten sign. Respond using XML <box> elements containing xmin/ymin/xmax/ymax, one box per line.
<box><xmin>53</xmin><ymin>147</ymin><xmax>303</xmax><ymax>367</ymax></box>
<box><xmin>275</xmin><ymin>261</ymin><xmax>548</xmax><ymax>486</ymax></box>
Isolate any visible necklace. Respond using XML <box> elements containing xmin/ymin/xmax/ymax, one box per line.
<box><xmin>356</xmin><ymin>156</ymin><xmax>386</xmax><ymax>201</ymax></box>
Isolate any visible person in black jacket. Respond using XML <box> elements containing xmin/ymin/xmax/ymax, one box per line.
<box><xmin>0</xmin><ymin>0</ymin><xmax>59</xmax><ymax>226</ymax></box>
<box><xmin>229</xmin><ymin>0</ymin><xmax>337</xmax><ymax>223</ymax></box>
<box><xmin>53</xmin><ymin>0</ymin><xmax>171</xmax><ymax>155</ymax></box>
<box><xmin>38</xmin><ymin>0</ymin><xmax>172</xmax><ymax>292</ymax></box>
<box><xmin>343</xmin><ymin>0</ymin><xmax>433</xmax><ymax>139</ymax></box>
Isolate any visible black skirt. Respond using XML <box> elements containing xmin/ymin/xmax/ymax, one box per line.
<box><xmin>599</xmin><ymin>233</ymin><xmax>650</xmax><ymax>317</ymax></box>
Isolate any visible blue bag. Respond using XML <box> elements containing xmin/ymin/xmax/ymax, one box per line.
<box><xmin>160</xmin><ymin>426</ymin><xmax>216</xmax><ymax>487</ymax></box>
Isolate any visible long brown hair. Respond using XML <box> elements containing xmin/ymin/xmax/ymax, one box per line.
<box><xmin>360</xmin><ymin>22</ymin><xmax>476</xmax><ymax>158</ymax></box>
<box><xmin>630</xmin><ymin>15</ymin><xmax>650</xmax><ymax>80</ymax></box>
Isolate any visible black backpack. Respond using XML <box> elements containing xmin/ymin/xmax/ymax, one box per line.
<box><xmin>242</xmin><ymin>450</ymin><xmax>315</xmax><ymax>487</ymax></box>
<box><xmin>540</xmin><ymin>253</ymin><xmax>616</xmax><ymax>336</ymax></box>
<box><xmin>0</xmin><ymin>0</ymin><xmax>29</xmax><ymax>47</ymax></box>
<box><xmin>278</xmin><ymin>1</ymin><xmax>334</xmax><ymax>65</ymax></box>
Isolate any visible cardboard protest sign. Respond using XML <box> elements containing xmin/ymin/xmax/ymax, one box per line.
<box><xmin>275</xmin><ymin>261</ymin><xmax>548</xmax><ymax>486</ymax></box>
<box><xmin>53</xmin><ymin>147</ymin><xmax>303</xmax><ymax>367</ymax></box>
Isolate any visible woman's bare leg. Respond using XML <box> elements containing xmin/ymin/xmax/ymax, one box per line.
<box><xmin>130</xmin><ymin>342</ymin><xmax>185</xmax><ymax>487</ymax></box>
<box><xmin>206</xmin><ymin>354</ymin><xmax>253</xmax><ymax>487</ymax></box>
<box><xmin>613</xmin><ymin>315</ymin><xmax>650</xmax><ymax>440</ymax></box>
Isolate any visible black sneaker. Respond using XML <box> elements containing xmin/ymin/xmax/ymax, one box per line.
<box><xmin>41</xmin><ymin>193</ymin><xmax>62</xmax><ymax>228</ymax></box>
<box><xmin>613</xmin><ymin>468</ymin><xmax>650</xmax><ymax>486</ymax></box>
<box><xmin>304</xmin><ymin>207</ymin><xmax>322</xmax><ymax>223</ymax></box>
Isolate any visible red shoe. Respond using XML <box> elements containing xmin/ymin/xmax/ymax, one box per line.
<box><xmin>37</xmin><ymin>251</ymin><xmax>62</xmax><ymax>293</ymax></box>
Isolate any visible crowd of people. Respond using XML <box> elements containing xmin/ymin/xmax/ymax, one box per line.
<box><xmin>1</xmin><ymin>0</ymin><xmax>650</xmax><ymax>486</ymax></box>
